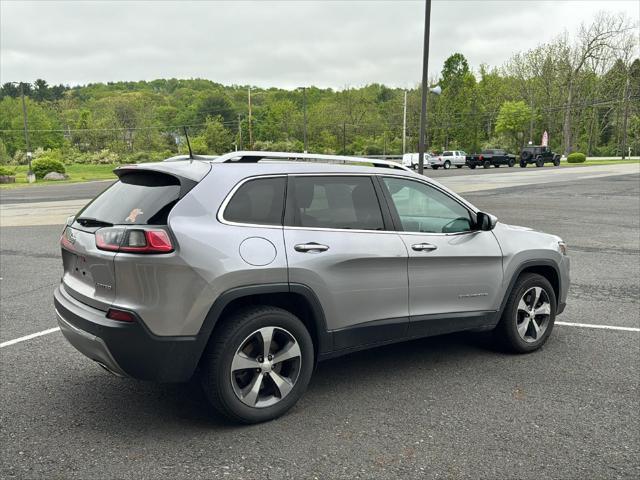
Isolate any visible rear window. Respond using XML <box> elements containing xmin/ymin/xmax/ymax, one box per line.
<box><xmin>76</xmin><ymin>172</ymin><xmax>181</xmax><ymax>225</ymax></box>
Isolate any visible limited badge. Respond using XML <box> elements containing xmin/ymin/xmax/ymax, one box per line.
<box><xmin>125</xmin><ymin>208</ymin><xmax>144</xmax><ymax>223</ymax></box>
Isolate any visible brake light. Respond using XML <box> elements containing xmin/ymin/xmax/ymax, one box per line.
<box><xmin>106</xmin><ymin>308</ymin><xmax>135</xmax><ymax>322</ymax></box>
<box><xmin>60</xmin><ymin>227</ymin><xmax>76</xmax><ymax>250</ymax></box>
<box><xmin>96</xmin><ymin>227</ymin><xmax>174</xmax><ymax>254</ymax></box>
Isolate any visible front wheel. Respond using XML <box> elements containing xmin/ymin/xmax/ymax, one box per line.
<box><xmin>483</xmin><ymin>160</ymin><xmax>491</xmax><ymax>169</ymax></box>
<box><xmin>536</xmin><ymin>157</ymin><xmax>544</xmax><ymax>167</ymax></box>
<box><xmin>553</xmin><ymin>158</ymin><xmax>560</xmax><ymax>166</ymax></box>
<box><xmin>494</xmin><ymin>273</ymin><xmax>556</xmax><ymax>353</ymax></box>
<box><xmin>200</xmin><ymin>306</ymin><xmax>314</xmax><ymax>424</ymax></box>
<box><xmin>508</xmin><ymin>159</ymin><xmax>515</xmax><ymax>167</ymax></box>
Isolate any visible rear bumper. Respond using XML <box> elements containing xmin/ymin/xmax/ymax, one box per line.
<box><xmin>54</xmin><ymin>285</ymin><xmax>202</xmax><ymax>382</ymax></box>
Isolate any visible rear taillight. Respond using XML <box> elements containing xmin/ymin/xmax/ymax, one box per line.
<box><xmin>95</xmin><ymin>227</ymin><xmax>173</xmax><ymax>254</ymax></box>
<box><xmin>60</xmin><ymin>227</ymin><xmax>75</xmax><ymax>250</ymax></box>
<box><xmin>106</xmin><ymin>308</ymin><xmax>136</xmax><ymax>322</ymax></box>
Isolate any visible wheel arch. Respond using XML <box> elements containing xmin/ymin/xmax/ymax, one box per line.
<box><xmin>499</xmin><ymin>260</ymin><xmax>561</xmax><ymax>317</ymax></box>
<box><xmin>196</xmin><ymin>283</ymin><xmax>331</xmax><ymax>368</ymax></box>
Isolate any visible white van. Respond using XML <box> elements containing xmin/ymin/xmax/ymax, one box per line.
<box><xmin>402</xmin><ymin>153</ymin><xmax>431</xmax><ymax>170</ymax></box>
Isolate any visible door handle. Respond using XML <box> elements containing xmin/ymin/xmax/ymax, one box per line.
<box><xmin>294</xmin><ymin>242</ymin><xmax>329</xmax><ymax>253</ymax></box>
<box><xmin>411</xmin><ymin>243</ymin><xmax>438</xmax><ymax>252</ymax></box>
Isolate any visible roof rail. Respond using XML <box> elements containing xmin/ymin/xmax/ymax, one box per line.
<box><xmin>164</xmin><ymin>154</ymin><xmax>219</xmax><ymax>162</ymax></box>
<box><xmin>210</xmin><ymin>151</ymin><xmax>412</xmax><ymax>172</ymax></box>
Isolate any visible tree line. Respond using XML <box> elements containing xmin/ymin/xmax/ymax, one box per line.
<box><xmin>0</xmin><ymin>11</ymin><xmax>637</xmax><ymax>165</ymax></box>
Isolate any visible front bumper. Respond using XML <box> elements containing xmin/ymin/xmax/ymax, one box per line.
<box><xmin>54</xmin><ymin>285</ymin><xmax>202</xmax><ymax>382</ymax></box>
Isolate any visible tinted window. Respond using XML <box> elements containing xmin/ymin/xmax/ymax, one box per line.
<box><xmin>77</xmin><ymin>172</ymin><xmax>181</xmax><ymax>225</ymax></box>
<box><xmin>292</xmin><ymin>176</ymin><xmax>384</xmax><ymax>231</ymax></box>
<box><xmin>382</xmin><ymin>177</ymin><xmax>473</xmax><ymax>234</ymax></box>
<box><xmin>225</xmin><ymin>177</ymin><xmax>286</xmax><ymax>225</ymax></box>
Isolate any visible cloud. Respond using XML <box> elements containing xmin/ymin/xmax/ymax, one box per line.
<box><xmin>1</xmin><ymin>0</ymin><xmax>638</xmax><ymax>89</ymax></box>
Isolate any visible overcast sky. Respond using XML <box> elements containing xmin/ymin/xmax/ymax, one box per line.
<box><xmin>1</xmin><ymin>0</ymin><xmax>638</xmax><ymax>89</ymax></box>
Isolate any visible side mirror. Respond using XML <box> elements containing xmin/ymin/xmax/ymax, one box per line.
<box><xmin>476</xmin><ymin>211</ymin><xmax>498</xmax><ymax>231</ymax></box>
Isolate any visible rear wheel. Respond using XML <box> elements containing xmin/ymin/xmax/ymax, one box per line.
<box><xmin>536</xmin><ymin>156</ymin><xmax>544</xmax><ymax>167</ymax></box>
<box><xmin>444</xmin><ymin>160</ymin><xmax>451</xmax><ymax>169</ymax></box>
<box><xmin>201</xmin><ymin>306</ymin><xmax>314</xmax><ymax>424</ymax></box>
<box><xmin>494</xmin><ymin>273</ymin><xmax>556</xmax><ymax>353</ymax></box>
<box><xmin>483</xmin><ymin>160</ymin><xmax>491</xmax><ymax>169</ymax></box>
<box><xmin>508</xmin><ymin>159</ymin><xmax>515</xmax><ymax>167</ymax></box>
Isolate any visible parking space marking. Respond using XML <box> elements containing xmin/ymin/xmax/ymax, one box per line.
<box><xmin>1</xmin><ymin>320</ymin><xmax>638</xmax><ymax>349</ymax></box>
<box><xmin>0</xmin><ymin>327</ymin><xmax>60</xmax><ymax>348</ymax></box>
<box><xmin>555</xmin><ymin>321</ymin><xmax>640</xmax><ymax>332</ymax></box>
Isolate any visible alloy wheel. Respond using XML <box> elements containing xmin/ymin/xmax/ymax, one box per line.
<box><xmin>516</xmin><ymin>287</ymin><xmax>551</xmax><ymax>343</ymax></box>
<box><xmin>230</xmin><ymin>326</ymin><xmax>302</xmax><ymax>408</ymax></box>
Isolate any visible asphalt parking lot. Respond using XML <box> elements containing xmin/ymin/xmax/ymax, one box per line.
<box><xmin>1</xmin><ymin>166</ymin><xmax>639</xmax><ymax>479</ymax></box>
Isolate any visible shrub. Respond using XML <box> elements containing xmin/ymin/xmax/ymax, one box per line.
<box><xmin>32</xmin><ymin>157</ymin><xmax>66</xmax><ymax>179</ymax></box>
<box><xmin>567</xmin><ymin>152</ymin><xmax>586</xmax><ymax>163</ymax></box>
<box><xmin>0</xmin><ymin>166</ymin><xmax>16</xmax><ymax>176</ymax></box>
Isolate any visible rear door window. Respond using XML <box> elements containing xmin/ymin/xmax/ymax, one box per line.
<box><xmin>224</xmin><ymin>176</ymin><xmax>286</xmax><ymax>226</ymax></box>
<box><xmin>76</xmin><ymin>171</ymin><xmax>182</xmax><ymax>226</ymax></box>
<box><xmin>290</xmin><ymin>176</ymin><xmax>384</xmax><ymax>231</ymax></box>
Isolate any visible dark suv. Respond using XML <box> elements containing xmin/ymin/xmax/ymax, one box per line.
<box><xmin>520</xmin><ymin>146</ymin><xmax>561</xmax><ymax>168</ymax></box>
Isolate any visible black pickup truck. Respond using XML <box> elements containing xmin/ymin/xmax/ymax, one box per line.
<box><xmin>466</xmin><ymin>149</ymin><xmax>516</xmax><ymax>169</ymax></box>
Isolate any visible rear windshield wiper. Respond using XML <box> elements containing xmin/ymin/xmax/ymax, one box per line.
<box><xmin>75</xmin><ymin>217</ymin><xmax>113</xmax><ymax>227</ymax></box>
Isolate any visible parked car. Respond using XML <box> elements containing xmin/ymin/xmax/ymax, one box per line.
<box><xmin>402</xmin><ymin>152</ymin><xmax>432</xmax><ymax>170</ymax></box>
<box><xmin>431</xmin><ymin>150</ymin><xmax>466</xmax><ymax>170</ymax></box>
<box><xmin>520</xmin><ymin>145</ymin><xmax>561</xmax><ymax>167</ymax></box>
<box><xmin>55</xmin><ymin>151</ymin><xmax>570</xmax><ymax>424</ymax></box>
<box><xmin>466</xmin><ymin>149</ymin><xmax>516</xmax><ymax>169</ymax></box>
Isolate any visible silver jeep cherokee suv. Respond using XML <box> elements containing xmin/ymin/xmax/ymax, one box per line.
<box><xmin>55</xmin><ymin>151</ymin><xmax>570</xmax><ymax>423</ymax></box>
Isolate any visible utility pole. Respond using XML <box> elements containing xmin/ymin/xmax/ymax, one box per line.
<box><xmin>621</xmin><ymin>74</ymin><xmax>630</xmax><ymax>159</ymax></box>
<box><xmin>247</xmin><ymin>87</ymin><xmax>253</xmax><ymax>148</ymax></box>
<box><xmin>418</xmin><ymin>0</ymin><xmax>432</xmax><ymax>175</ymax></box>
<box><xmin>237</xmin><ymin>114</ymin><xmax>242</xmax><ymax>151</ymax></box>
<box><xmin>342</xmin><ymin>122</ymin><xmax>346</xmax><ymax>154</ymax></box>
<box><xmin>18</xmin><ymin>83</ymin><xmax>35</xmax><ymax>183</ymax></box>
<box><xmin>302</xmin><ymin>87</ymin><xmax>308</xmax><ymax>153</ymax></box>
<box><xmin>402</xmin><ymin>90</ymin><xmax>407</xmax><ymax>154</ymax></box>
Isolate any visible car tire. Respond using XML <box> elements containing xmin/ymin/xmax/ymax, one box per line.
<box><xmin>200</xmin><ymin>305</ymin><xmax>314</xmax><ymax>424</ymax></box>
<box><xmin>456</xmin><ymin>165</ymin><xmax>463</xmax><ymax>169</ymax></box>
<box><xmin>469</xmin><ymin>164</ymin><xmax>476</xmax><ymax>169</ymax></box>
<box><xmin>494</xmin><ymin>273</ymin><xmax>556</xmax><ymax>354</ymax></box>
<box><xmin>483</xmin><ymin>160</ymin><xmax>491</xmax><ymax>169</ymax></box>
<box><xmin>520</xmin><ymin>161</ymin><xmax>527</xmax><ymax>168</ymax></box>
<box><xmin>444</xmin><ymin>160</ymin><xmax>451</xmax><ymax>169</ymax></box>
<box><xmin>508</xmin><ymin>159</ymin><xmax>515</xmax><ymax>167</ymax></box>
<box><xmin>553</xmin><ymin>158</ymin><xmax>560</xmax><ymax>166</ymax></box>
<box><xmin>536</xmin><ymin>157</ymin><xmax>544</xmax><ymax>167</ymax></box>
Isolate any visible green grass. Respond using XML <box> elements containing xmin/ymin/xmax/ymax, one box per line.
<box><xmin>564</xmin><ymin>158</ymin><xmax>640</xmax><ymax>166</ymax></box>
<box><xmin>0</xmin><ymin>163</ymin><xmax>118</xmax><ymax>188</ymax></box>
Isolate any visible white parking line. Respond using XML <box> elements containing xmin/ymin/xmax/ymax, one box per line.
<box><xmin>0</xmin><ymin>327</ymin><xmax>60</xmax><ymax>348</ymax></box>
<box><xmin>555</xmin><ymin>321</ymin><xmax>640</xmax><ymax>332</ymax></box>
<box><xmin>1</xmin><ymin>320</ymin><xmax>638</xmax><ymax>349</ymax></box>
